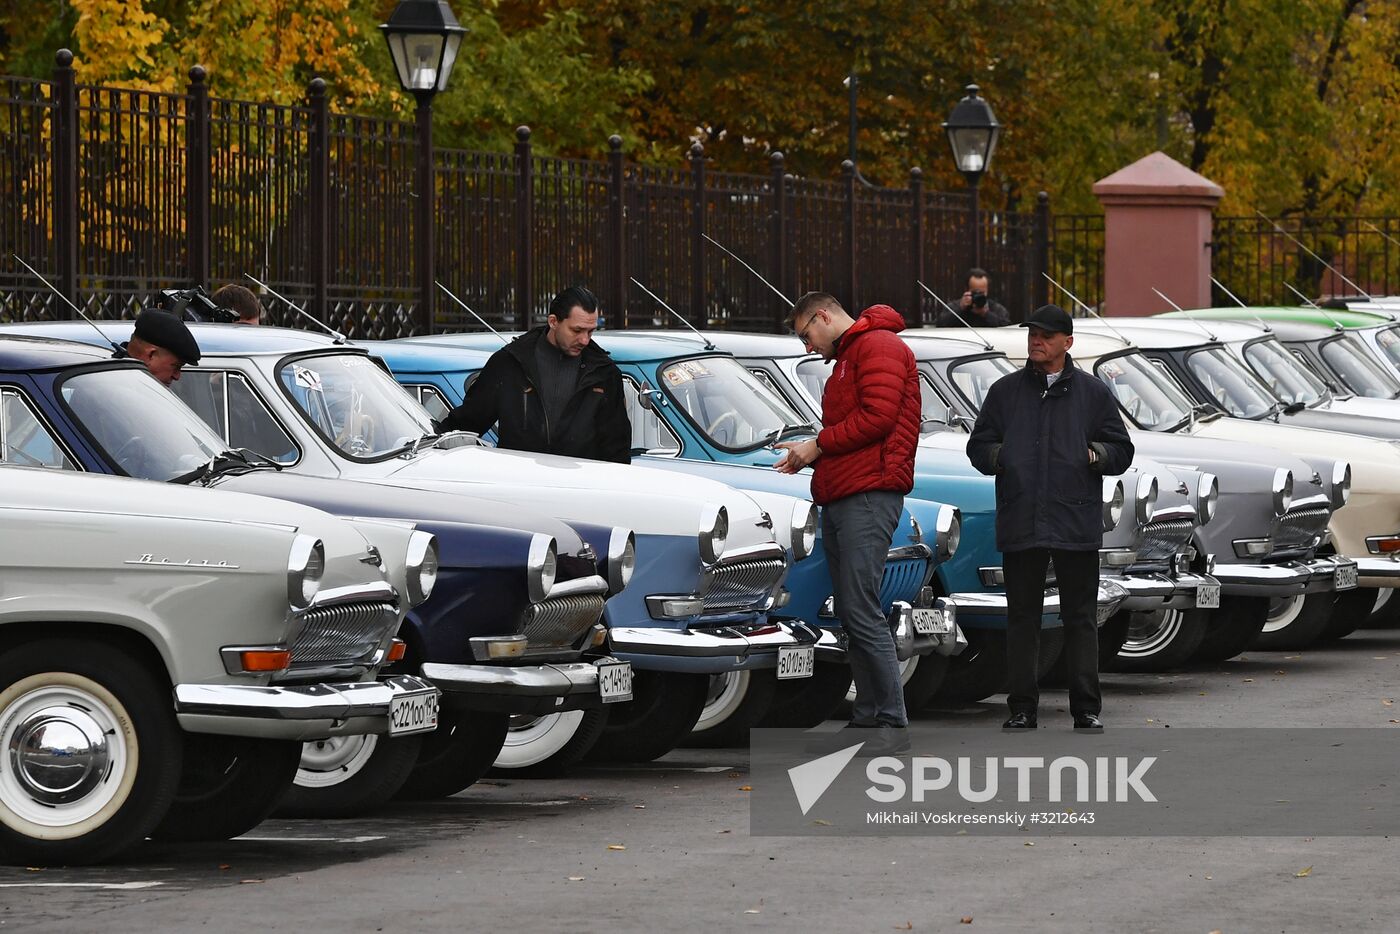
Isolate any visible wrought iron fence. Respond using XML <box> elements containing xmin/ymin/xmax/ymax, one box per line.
<box><xmin>1049</xmin><ymin>212</ymin><xmax>1104</xmax><ymax>314</ymax></box>
<box><xmin>1212</xmin><ymin>215</ymin><xmax>1400</xmax><ymax>306</ymax></box>
<box><xmin>0</xmin><ymin>51</ymin><xmax>1058</xmax><ymax>337</ymax></box>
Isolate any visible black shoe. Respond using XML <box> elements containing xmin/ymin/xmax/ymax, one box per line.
<box><xmin>1002</xmin><ymin>712</ymin><xmax>1038</xmax><ymax>732</ymax></box>
<box><xmin>853</xmin><ymin>725</ymin><xmax>911</xmax><ymax>757</ymax></box>
<box><xmin>804</xmin><ymin>721</ymin><xmax>876</xmax><ymax>753</ymax></box>
<box><xmin>1073</xmin><ymin>713</ymin><xmax>1104</xmax><ymax>733</ymax></box>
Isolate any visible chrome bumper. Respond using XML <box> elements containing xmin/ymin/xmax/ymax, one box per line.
<box><xmin>174</xmin><ymin>674</ymin><xmax>436</xmax><ymax>741</ymax></box>
<box><xmin>1354</xmin><ymin>555</ymin><xmax>1400</xmax><ymax>586</ymax></box>
<box><xmin>945</xmin><ymin>579</ymin><xmax>1129</xmax><ymax>627</ymax></box>
<box><xmin>419</xmin><ymin>658</ymin><xmax>622</xmax><ymax>715</ymax></box>
<box><xmin>1213</xmin><ymin>556</ymin><xmax>1359</xmax><ymax>596</ymax></box>
<box><xmin>608</xmin><ymin>619</ymin><xmax>821</xmax><ymax>673</ymax></box>
<box><xmin>1110</xmin><ymin>570</ymin><xmax>1218</xmax><ymax>612</ymax></box>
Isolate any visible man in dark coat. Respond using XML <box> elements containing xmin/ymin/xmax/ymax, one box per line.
<box><xmin>966</xmin><ymin>304</ymin><xmax>1133</xmax><ymax>732</ymax></box>
<box><xmin>438</xmin><ymin>286</ymin><xmax>631</xmax><ymax>464</ymax></box>
<box><xmin>938</xmin><ymin>268</ymin><xmax>1011</xmax><ymax>328</ymax></box>
<box><xmin>122</xmin><ymin>308</ymin><xmax>200</xmax><ymax>385</ymax></box>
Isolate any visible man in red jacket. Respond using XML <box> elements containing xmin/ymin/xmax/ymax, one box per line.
<box><xmin>776</xmin><ymin>292</ymin><xmax>921</xmax><ymax>756</ymax></box>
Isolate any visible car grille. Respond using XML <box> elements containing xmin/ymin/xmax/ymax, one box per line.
<box><xmin>1273</xmin><ymin>506</ymin><xmax>1330</xmax><ymax>555</ymax></box>
<box><xmin>522</xmin><ymin>593</ymin><xmax>606</xmax><ymax>649</ymax></box>
<box><xmin>879</xmin><ymin>556</ymin><xmax>929</xmax><ymax>605</ymax></box>
<box><xmin>1135</xmin><ymin>518</ymin><xmax>1195</xmax><ymax>565</ymax></box>
<box><xmin>702</xmin><ymin>557</ymin><xmax>786</xmax><ymax>611</ymax></box>
<box><xmin>290</xmin><ymin>601</ymin><xmax>398</xmax><ymax>665</ymax></box>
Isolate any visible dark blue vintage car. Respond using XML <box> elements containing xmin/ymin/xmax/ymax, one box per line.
<box><xmin>0</xmin><ymin>335</ymin><xmax>638</xmax><ymax>805</ymax></box>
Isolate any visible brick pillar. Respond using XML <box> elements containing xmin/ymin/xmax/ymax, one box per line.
<box><xmin>1092</xmin><ymin>151</ymin><xmax>1223</xmax><ymax>314</ymax></box>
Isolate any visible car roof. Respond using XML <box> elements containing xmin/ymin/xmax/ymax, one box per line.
<box><xmin>1158</xmin><ymin>305</ymin><xmax>1396</xmax><ymax>328</ymax></box>
<box><xmin>359</xmin><ymin>339</ymin><xmax>494</xmax><ymax>369</ymax></box>
<box><xmin>0</xmin><ymin>320</ymin><xmax>346</xmax><ymax>355</ymax></box>
<box><xmin>1078</xmin><ymin>317</ymin><xmax>1260</xmax><ymax>347</ymax></box>
<box><xmin>0</xmin><ymin>334</ymin><xmax>122</xmax><ymax>371</ymax></box>
<box><xmin>944</xmin><ymin>325</ymin><xmax>1134</xmax><ymax>359</ymax></box>
<box><xmin>1245</xmin><ymin>318</ymin><xmax>1343</xmax><ymax>341</ymax></box>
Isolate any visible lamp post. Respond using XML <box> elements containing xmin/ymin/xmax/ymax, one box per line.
<box><xmin>942</xmin><ymin>84</ymin><xmax>1001</xmax><ymax>268</ymax></box>
<box><xmin>380</xmin><ymin>0</ymin><xmax>465</xmax><ymax>334</ymax></box>
<box><xmin>843</xmin><ymin>72</ymin><xmax>874</xmax><ymax>188</ymax></box>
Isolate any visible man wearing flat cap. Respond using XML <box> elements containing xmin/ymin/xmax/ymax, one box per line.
<box><xmin>967</xmin><ymin>304</ymin><xmax>1133</xmax><ymax>734</ymax></box>
<box><xmin>124</xmin><ymin>308</ymin><xmax>200</xmax><ymax>385</ymax></box>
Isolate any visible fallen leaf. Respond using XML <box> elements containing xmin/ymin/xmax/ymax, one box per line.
<box><xmin>1384</xmin><ymin>699</ymin><xmax>1395</xmax><ymax>707</ymax></box>
<box><xmin>716</xmin><ymin>829</ymin><xmax>732</xmax><ymax>834</ymax></box>
<box><xmin>739</xmin><ymin>785</ymin><xmax>753</xmax><ymax>792</ymax></box>
<box><xmin>1210</xmin><ymin>930</ymin><xmax>1222</xmax><ymax>934</ymax></box>
<box><xmin>218</xmin><ymin>864</ymin><xmax>231</xmax><ymax>870</ymax></box>
<box><xmin>1389</xmin><ymin>719</ymin><xmax>1399</xmax><ymax>724</ymax></box>
<box><xmin>728</xmin><ymin>771</ymin><xmax>743</xmax><ymax>779</ymax></box>
<box><xmin>567</xmin><ymin>876</ymin><xmax>585</xmax><ymax>882</ymax></box>
<box><xmin>745</xmin><ymin>898</ymin><xmax>765</xmax><ymax>915</ymax></box>
<box><xmin>1284</xmin><ymin>655</ymin><xmax>1301</xmax><ymax>660</ymax></box>
<box><xmin>894</xmin><ymin>923</ymin><xmax>913</xmax><ymax>930</ymax></box>
<box><xmin>24</xmin><ymin>868</ymin><xmax>42</xmax><ymax>873</ymax></box>
<box><xmin>812</xmin><ymin>819</ymin><xmax>832</xmax><ymax>826</ymax></box>
<box><xmin>960</xmin><ymin>917</ymin><xmax>974</xmax><ymax>925</ymax></box>
<box><xmin>607</xmin><ymin>844</ymin><xmax>626</xmax><ymax>851</ymax></box>
<box><xmin>633</xmin><ymin>805</ymin><xmax>646</xmax><ymax>809</ymax></box>
<box><xmin>239</xmin><ymin>879</ymin><xmax>264</xmax><ymax>885</ymax></box>
<box><xmin>1198</xmin><ymin>692</ymin><xmax>1207</xmax><ymax>696</ymax></box>
<box><xmin>1146</xmin><ymin>719</ymin><xmax>1154</xmax><ymax>723</ymax></box>
<box><xmin>1243</xmin><ymin>678</ymin><xmax>1255</xmax><ymax>683</ymax></box>
<box><xmin>1024</xmin><ymin>841</ymin><xmax>1035</xmax><ymax>847</ymax></box>
<box><xmin>1295</xmin><ymin>866</ymin><xmax>1313</xmax><ymax>878</ymax></box>
<box><xmin>1205</xmin><ymin>875</ymin><xmax>1212</xmax><ymax>880</ymax></box>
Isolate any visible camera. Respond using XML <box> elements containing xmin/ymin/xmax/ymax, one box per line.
<box><xmin>157</xmin><ymin>285</ymin><xmax>238</xmax><ymax>324</ymax></box>
<box><xmin>970</xmin><ymin>289</ymin><xmax>988</xmax><ymax>309</ymax></box>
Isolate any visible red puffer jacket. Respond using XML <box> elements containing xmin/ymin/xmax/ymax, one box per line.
<box><xmin>812</xmin><ymin>305</ymin><xmax>921</xmax><ymax>506</ymax></box>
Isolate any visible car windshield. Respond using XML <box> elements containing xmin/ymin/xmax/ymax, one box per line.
<box><xmin>60</xmin><ymin>368</ymin><xmax>227</xmax><ymax>480</ymax></box>
<box><xmin>660</xmin><ymin>355</ymin><xmax>812</xmax><ymax>450</ymax></box>
<box><xmin>278</xmin><ymin>353</ymin><xmax>436</xmax><ymax>459</ymax></box>
<box><xmin>947</xmin><ymin>355</ymin><xmax>1017</xmax><ymax>412</ymax></box>
<box><xmin>1319</xmin><ymin>335</ymin><xmax>1400</xmax><ymax>398</ymax></box>
<box><xmin>1372</xmin><ymin>325</ymin><xmax>1400</xmax><ymax>371</ymax></box>
<box><xmin>1094</xmin><ymin>352</ymin><xmax>1196</xmax><ymax>430</ymax></box>
<box><xmin>1185</xmin><ymin>347</ymin><xmax>1280</xmax><ymax>419</ymax></box>
<box><xmin>1242</xmin><ymin>338</ymin><xmax>1328</xmax><ymax>406</ymax></box>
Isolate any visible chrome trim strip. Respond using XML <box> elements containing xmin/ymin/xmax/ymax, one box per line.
<box><xmin>173</xmin><ymin>674</ymin><xmax>435</xmax><ymax>740</ymax></box>
<box><xmin>420</xmin><ymin>659</ymin><xmax>615</xmax><ymax>696</ymax></box>
<box><xmin>606</xmin><ymin>620</ymin><xmax>820</xmax><ymax>659</ymax></box>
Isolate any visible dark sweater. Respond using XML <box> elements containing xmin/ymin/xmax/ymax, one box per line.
<box><xmin>534</xmin><ymin>337</ymin><xmax>582</xmax><ymax>431</ymax></box>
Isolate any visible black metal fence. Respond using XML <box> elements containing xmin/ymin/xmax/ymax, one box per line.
<box><xmin>1</xmin><ymin>52</ymin><xmax>1061</xmax><ymax>337</ymax></box>
<box><xmin>1212</xmin><ymin>215</ymin><xmax>1400</xmax><ymax>305</ymax></box>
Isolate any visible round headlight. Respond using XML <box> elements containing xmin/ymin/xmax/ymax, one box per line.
<box><xmin>1135</xmin><ymin>474</ymin><xmax>1158</xmax><ymax>526</ymax></box>
<box><xmin>944</xmin><ymin>510</ymin><xmax>962</xmax><ymax>559</ymax></box>
<box><xmin>699</xmin><ymin>504</ymin><xmax>728</xmax><ymax>564</ymax></box>
<box><xmin>1272</xmin><ymin>468</ymin><xmax>1294</xmax><ymax>516</ymax></box>
<box><xmin>1197</xmin><ymin>473</ymin><xmax>1219</xmax><ymax>525</ymax></box>
<box><xmin>528</xmin><ymin>534</ymin><xmax>558</xmax><ymax>603</ymax></box>
<box><xmin>607</xmin><ymin>528</ymin><xmax>636</xmax><ymax>595</ymax></box>
<box><xmin>791</xmin><ymin>503</ymin><xmax>818</xmax><ymax>562</ymax></box>
<box><xmin>287</xmin><ymin>534</ymin><xmax>324</xmax><ymax>609</ymax></box>
<box><xmin>1332</xmin><ymin>460</ymin><xmax>1352</xmax><ymax>508</ymax></box>
<box><xmin>405</xmin><ymin>530</ymin><xmax>439</xmax><ymax>607</ymax></box>
<box><xmin>1103</xmin><ymin>477</ymin><xmax>1125</xmax><ymax>532</ymax></box>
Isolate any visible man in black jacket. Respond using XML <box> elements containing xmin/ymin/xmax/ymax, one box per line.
<box><xmin>966</xmin><ymin>304</ymin><xmax>1133</xmax><ymax>732</ymax></box>
<box><xmin>438</xmin><ymin>286</ymin><xmax>632</xmax><ymax>463</ymax></box>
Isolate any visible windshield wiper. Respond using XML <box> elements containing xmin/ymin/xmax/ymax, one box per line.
<box><xmin>761</xmin><ymin>423</ymin><xmax>818</xmax><ymax>448</ymax></box>
<box><xmin>388</xmin><ymin>432</ymin><xmax>440</xmax><ymax>458</ymax></box>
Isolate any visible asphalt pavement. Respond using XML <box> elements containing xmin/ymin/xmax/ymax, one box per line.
<box><xmin>6</xmin><ymin>629</ymin><xmax>1400</xmax><ymax>933</ymax></box>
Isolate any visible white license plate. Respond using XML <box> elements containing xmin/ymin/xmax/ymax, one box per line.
<box><xmin>389</xmin><ymin>688</ymin><xmax>439</xmax><ymax>736</ymax></box>
<box><xmin>1195</xmin><ymin>583</ymin><xmax>1221</xmax><ymax>609</ymax></box>
<box><xmin>912</xmin><ymin>607</ymin><xmax>949</xmax><ymax>635</ymax></box>
<box><xmin>598</xmin><ymin>661</ymin><xmax>633</xmax><ymax>703</ymax></box>
<box><xmin>1335</xmin><ymin>562</ymin><xmax>1359</xmax><ymax>591</ymax></box>
<box><xmin>777</xmin><ymin>645</ymin><xmax>815</xmax><ymax>680</ymax></box>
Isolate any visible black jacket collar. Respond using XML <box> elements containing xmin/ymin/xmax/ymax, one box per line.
<box><xmin>1022</xmin><ymin>353</ymin><xmax>1079</xmax><ymax>395</ymax></box>
<box><xmin>505</xmin><ymin>325</ymin><xmax>615</xmax><ymax>384</ymax></box>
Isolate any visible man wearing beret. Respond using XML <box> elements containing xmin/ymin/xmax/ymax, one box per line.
<box><xmin>123</xmin><ymin>308</ymin><xmax>200</xmax><ymax>385</ymax></box>
<box><xmin>967</xmin><ymin>304</ymin><xmax>1133</xmax><ymax>733</ymax></box>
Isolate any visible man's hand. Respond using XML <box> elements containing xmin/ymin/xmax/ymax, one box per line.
<box><xmin>774</xmin><ymin>438</ymin><xmax>821</xmax><ymax>474</ymax></box>
<box><xmin>960</xmin><ymin>290</ymin><xmax>973</xmax><ymax>311</ymax></box>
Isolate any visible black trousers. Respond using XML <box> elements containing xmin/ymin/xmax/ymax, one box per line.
<box><xmin>1004</xmin><ymin>547</ymin><xmax>1101</xmax><ymax>718</ymax></box>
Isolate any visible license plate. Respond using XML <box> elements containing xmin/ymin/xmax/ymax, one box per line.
<box><xmin>388</xmin><ymin>688</ymin><xmax>439</xmax><ymax>736</ymax></box>
<box><xmin>1335</xmin><ymin>562</ymin><xmax>1359</xmax><ymax>591</ymax></box>
<box><xmin>912</xmin><ymin>607</ymin><xmax>949</xmax><ymax>635</ymax></box>
<box><xmin>597</xmin><ymin>661</ymin><xmax>634</xmax><ymax>703</ymax></box>
<box><xmin>1195</xmin><ymin>583</ymin><xmax>1221</xmax><ymax>609</ymax></box>
<box><xmin>777</xmin><ymin>645</ymin><xmax>814</xmax><ymax>680</ymax></box>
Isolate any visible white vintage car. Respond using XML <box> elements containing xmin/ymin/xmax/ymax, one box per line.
<box><xmin>0</xmin><ymin>466</ymin><xmax>437</xmax><ymax>865</ymax></box>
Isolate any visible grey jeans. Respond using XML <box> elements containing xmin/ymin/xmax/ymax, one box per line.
<box><xmin>822</xmin><ymin>490</ymin><xmax>906</xmax><ymax>728</ymax></box>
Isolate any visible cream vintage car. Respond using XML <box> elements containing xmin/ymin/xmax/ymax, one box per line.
<box><xmin>0</xmin><ymin>466</ymin><xmax>437</xmax><ymax>865</ymax></box>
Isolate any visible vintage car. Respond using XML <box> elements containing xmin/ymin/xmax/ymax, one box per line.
<box><xmin>0</xmin><ymin>322</ymin><xmax>812</xmax><ymax>766</ymax></box>
<box><xmin>364</xmin><ymin>335</ymin><xmax>963</xmax><ymax>733</ymax></box>
<box><xmin>0</xmin><ymin>464</ymin><xmax>435</xmax><ymax>865</ymax></box>
<box><xmin>573</xmin><ymin>330</ymin><xmax>1144</xmax><ymax>700</ymax></box>
<box><xmin>966</xmin><ymin>328</ymin><xmax>1368</xmax><ymax>651</ymax></box>
<box><xmin>0</xmin><ymin>336</ymin><xmax>639</xmax><ymax>798</ymax></box>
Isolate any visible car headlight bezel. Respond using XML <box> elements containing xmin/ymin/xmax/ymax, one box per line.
<box><xmin>1332</xmin><ymin>460</ymin><xmax>1352</xmax><ymax>509</ymax></box>
<box><xmin>405</xmin><ymin>530</ymin><xmax>439</xmax><ymax>607</ymax></box>
<box><xmin>1103</xmin><ymin>477</ymin><xmax>1125</xmax><ymax>532</ymax></box>
<box><xmin>699</xmin><ymin>503</ymin><xmax>728</xmax><ymax>564</ymax></box>
<box><xmin>1197</xmin><ymin>473</ymin><xmax>1219</xmax><ymax>525</ymax></box>
<box><xmin>527</xmin><ymin>534</ymin><xmax>558</xmax><ymax>603</ymax></box>
<box><xmin>607</xmin><ymin>528</ymin><xmax>636</xmax><ymax>595</ymax></box>
<box><xmin>791</xmin><ymin>503</ymin><xmax>818</xmax><ymax>562</ymax></box>
<box><xmin>1135</xmin><ymin>473</ymin><xmax>1158</xmax><ymax>526</ymax></box>
<box><xmin>1272</xmin><ymin>468</ymin><xmax>1294</xmax><ymax>516</ymax></box>
<box><xmin>287</xmin><ymin>534</ymin><xmax>324</xmax><ymax>609</ymax></box>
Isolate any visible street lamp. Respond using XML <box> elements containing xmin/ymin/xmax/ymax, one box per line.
<box><xmin>380</xmin><ymin>0</ymin><xmax>466</xmax><ymax>334</ymax></box>
<box><xmin>942</xmin><ymin>84</ymin><xmax>1001</xmax><ymax>266</ymax></box>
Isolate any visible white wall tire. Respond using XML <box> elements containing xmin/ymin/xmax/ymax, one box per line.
<box><xmin>695</xmin><ymin>671</ymin><xmax>752</xmax><ymax>734</ymax></box>
<box><xmin>1262</xmin><ymin>595</ymin><xmax>1306</xmax><ymax>634</ymax></box>
<box><xmin>296</xmin><ymin>735</ymin><xmax>380</xmax><ymax>790</ymax></box>
<box><xmin>496</xmin><ymin>711</ymin><xmax>586</xmax><ymax>769</ymax></box>
<box><xmin>1106</xmin><ymin>609</ymin><xmax>1209</xmax><ymax>673</ymax></box>
<box><xmin>1251</xmin><ymin>593</ymin><xmax>1337</xmax><ymax>651</ymax></box>
<box><xmin>277</xmin><ymin>732</ymin><xmax>423</xmax><ymax>819</ymax></box>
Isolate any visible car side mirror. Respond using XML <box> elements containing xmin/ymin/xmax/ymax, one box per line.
<box><xmin>637</xmin><ymin>386</ymin><xmax>667</xmax><ymax>411</ymax></box>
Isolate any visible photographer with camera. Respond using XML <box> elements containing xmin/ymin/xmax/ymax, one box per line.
<box><xmin>938</xmin><ymin>268</ymin><xmax>1010</xmax><ymax>328</ymax></box>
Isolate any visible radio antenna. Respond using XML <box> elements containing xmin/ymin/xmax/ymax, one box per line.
<box><xmin>629</xmin><ymin>278</ymin><xmax>714</xmax><ymax>350</ymax></box>
<box><xmin>1210</xmin><ymin>276</ymin><xmax>1272</xmax><ymax>332</ymax></box>
<box><xmin>1253</xmin><ymin>210</ymin><xmax>1371</xmax><ymax>299</ymax></box>
<box><xmin>1151</xmin><ymin>287</ymin><xmax>1218</xmax><ymax>342</ymax></box>
<box><xmin>12</xmin><ymin>255</ymin><xmax>124</xmax><ymax>357</ymax></box>
<box><xmin>243</xmin><ymin>273</ymin><xmax>348</xmax><ymax>343</ymax></box>
<box><xmin>1282</xmin><ymin>281</ymin><xmax>1322</xmax><ymax>309</ymax></box>
<box><xmin>917</xmin><ymin>280</ymin><xmax>991</xmax><ymax>350</ymax></box>
<box><xmin>436</xmin><ymin>282</ymin><xmax>507</xmax><ymax>345</ymax></box>
<box><xmin>700</xmin><ymin>234</ymin><xmax>796</xmax><ymax>309</ymax></box>
<box><xmin>1041</xmin><ymin>271</ymin><xmax>1132</xmax><ymax>346</ymax></box>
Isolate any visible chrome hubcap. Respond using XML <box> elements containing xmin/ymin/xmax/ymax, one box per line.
<box><xmin>296</xmin><ymin>734</ymin><xmax>377</xmax><ymax>788</ymax></box>
<box><xmin>1121</xmin><ymin>610</ymin><xmax>1183</xmax><ymax>657</ymax></box>
<box><xmin>10</xmin><ymin>706</ymin><xmax>110</xmax><ymax>805</ymax></box>
<box><xmin>1263</xmin><ymin>595</ymin><xmax>1305</xmax><ymax>633</ymax></box>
